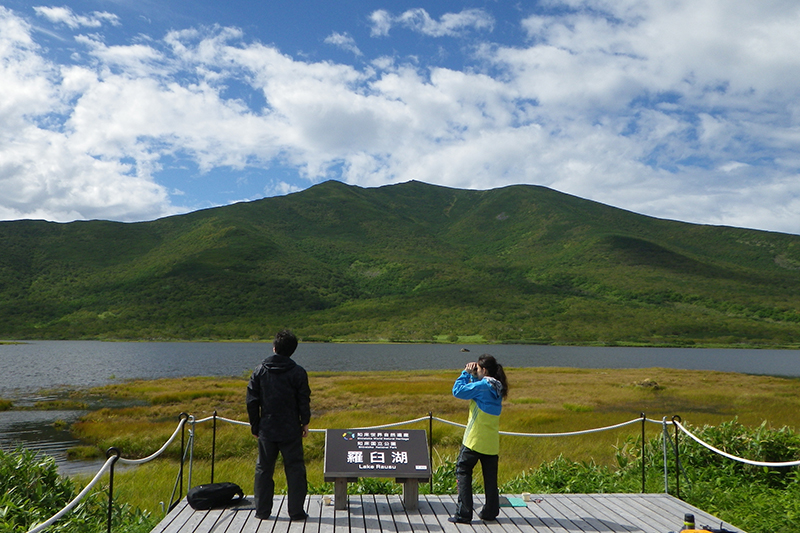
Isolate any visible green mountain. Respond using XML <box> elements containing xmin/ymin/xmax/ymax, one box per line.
<box><xmin>1</xmin><ymin>180</ymin><xmax>799</xmax><ymax>346</ymax></box>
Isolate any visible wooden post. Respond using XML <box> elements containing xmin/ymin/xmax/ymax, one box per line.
<box><xmin>334</xmin><ymin>478</ymin><xmax>348</xmax><ymax>510</ymax></box>
<box><xmin>400</xmin><ymin>479</ymin><xmax>419</xmax><ymax>510</ymax></box>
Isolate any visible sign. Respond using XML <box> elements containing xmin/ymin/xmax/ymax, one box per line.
<box><xmin>324</xmin><ymin>429</ymin><xmax>430</xmax><ymax>479</ymax></box>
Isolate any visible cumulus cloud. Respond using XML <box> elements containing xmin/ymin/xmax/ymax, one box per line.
<box><xmin>369</xmin><ymin>8</ymin><xmax>494</xmax><ymax>37</ymax></box>
<box><xmin>1</xmin><ymin>7</ymin><xmax>172</xmax><ymax>221</ymax></box>
<box><xmin>1</xmin><ymin>1</ymin><xmax>799</xmax><ymax>233</ymax></box>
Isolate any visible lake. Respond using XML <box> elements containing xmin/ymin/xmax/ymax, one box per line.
<box><xmin>2</xmin><ymin>340</ymin><xmax>800</xmax><ymax>400</ymax></box>
<box><xmin>1</xmin><ymin>340</ymin><xmax>798</xmax><ymax>474</ymax></box>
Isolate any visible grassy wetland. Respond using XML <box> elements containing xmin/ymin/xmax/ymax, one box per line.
<box><xmin>61</xmin><ymin>366</ymin><xmax>800</xmax><ymax>533</ymax></box>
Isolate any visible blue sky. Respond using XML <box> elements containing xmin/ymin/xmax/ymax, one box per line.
<box><xmin>1</xmin><ymin>1</ymin><xmax>799</xmax><ymax>235</ymax></box>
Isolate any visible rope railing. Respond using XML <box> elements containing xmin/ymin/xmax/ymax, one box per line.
<box><xmin>118</xmin><ymin>415</ymin><xmax>189</xmax><ymax>466</ymax></box>
<box><xmin>25</xmin><ymin>412</ymin><xmax>797</xmax><ymax>533</ymax></box>
<box><xmin>189</xmin><ymin>413</ymin><xmax>676</xmax><ymax>434</ymax></box>
<box><xmin>332</xmin><ymin>414</ymin><xmax>676</xmax><ymax>434</ymax></box>
<box><xmin>27</xmin><ymin>454</ymin><xmax>117</xmax><ymax>533</ymax></box>
<box><xmin>25</xmin><ymin>416</ymin><xmax>189</xmax><ymax>533</ymax></box>
<box><xmin>309</xmin><ymin>416</ymin><xmax>433</xmax><ymax>432</ymax></box>
<box><xmin>195</xmin><ymin>414</ymin><xmax>434</xmax><ymax>432</ymax></box>
<box><xmin>674</xmin><ymin>420</ymin><xmax>800</xmax><ymax>468</ymax></box>
<box><xmin>194</xmin><ymin>414</ymin><xmax>248</xmax><ymax>426</ymax></box>
<box><xmin>432</xmin><ymin>415</ymin><xmax>647</xmax><ymax>437</ymax></box>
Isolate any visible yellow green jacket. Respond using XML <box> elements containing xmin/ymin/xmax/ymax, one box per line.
<box><xmin>452</xmin><ymin>370</ymin><xmax>503</xmax><ymax>455</ymax></box>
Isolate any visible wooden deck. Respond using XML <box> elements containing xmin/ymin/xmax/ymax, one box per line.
<box><xmin>151</xmin><ymin>493</ymin><xmax>745</xmax><ymax>533</ymax></box>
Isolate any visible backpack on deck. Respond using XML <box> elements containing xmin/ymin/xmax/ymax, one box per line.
<box><xmin>187</xmin><ymin>482</ymin><xmax>244</xmax><ymax>510</ymax></box>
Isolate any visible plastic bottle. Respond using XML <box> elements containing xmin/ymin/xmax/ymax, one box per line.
<box><xmin>680</xmin><ymin>513</ymin><xmax>695</xmax><ymax>531</ymax></box>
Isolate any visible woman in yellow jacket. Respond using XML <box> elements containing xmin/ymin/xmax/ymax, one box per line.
<box><xmin>449</xmin><ymin>354</ymin><xmax>509</xmax><ymax>524</ymax></box>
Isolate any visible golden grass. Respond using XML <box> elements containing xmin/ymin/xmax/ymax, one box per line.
<box><xmin>70</xmin><ymin>366</ymin><xmax>800</xmax><ymax>516</ymax></box>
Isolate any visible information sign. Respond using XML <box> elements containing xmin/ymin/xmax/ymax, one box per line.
<box><xmin>324</xmin><ymin>428</ymin><xmax>430</xmax><ymax>479</ymax></box>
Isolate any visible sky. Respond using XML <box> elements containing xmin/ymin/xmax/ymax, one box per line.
<box><xmin>1</xmin><ymin>0</ymin><xmax>799</xmax><ymax>235</ymax></box>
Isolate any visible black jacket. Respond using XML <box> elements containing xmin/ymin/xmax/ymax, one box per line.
<box><xmin>246</xmin><ymin>354</ymin><xmax>311</xmax><ymax>441</ymax></box>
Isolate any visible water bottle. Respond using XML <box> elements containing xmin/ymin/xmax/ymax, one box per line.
<box><xmin>680</xmin><ymin>513</ymin><xmax>695</xmax><ymax>531</ymax></box>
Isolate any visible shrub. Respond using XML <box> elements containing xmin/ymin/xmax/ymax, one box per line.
<box><xmin>498</xmin><ymin>420</ymin><xmax>800</xmax><ymax>533</ymax></box>
<box><xmin>0</xmin><ymin>447</ymin><xmax>155</xmax><ymax>533</ymax></box>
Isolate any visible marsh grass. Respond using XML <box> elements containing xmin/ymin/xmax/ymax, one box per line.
<box><xmin>21</xmin><ymin>399</ymin><xmax>89</xmax><ymax>410</ymax></box>
<box><xmin>66</xmin><ymin>445</ymin><xmax>105</xmax><ymax>460</ymax></box>
<box><xmin>68</xmin><ymin>367</ymin><xmax>799</xmax><ymax>521</ymax></box>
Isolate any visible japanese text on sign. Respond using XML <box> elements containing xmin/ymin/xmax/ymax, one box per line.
<box><xmin>324</xmin><ymin>429</ymin><xmax>430</xmax><ymax>478</ymax></box>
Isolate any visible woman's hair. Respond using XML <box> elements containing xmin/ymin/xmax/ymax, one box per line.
<box><xmin>477</xmin><ymin>354</ymin><xmax>509</xmax><ymax>399</ymax></box>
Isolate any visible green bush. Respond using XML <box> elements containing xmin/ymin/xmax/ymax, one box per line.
<box><xmin>499</xmin><ymin>420</ymin><xmax>800</xmax><ymax>533</ymax></box>
<box><xmin>0</xmin><ymin>447</ymin><xmax>155</xmax><ymax>533</ymax></box>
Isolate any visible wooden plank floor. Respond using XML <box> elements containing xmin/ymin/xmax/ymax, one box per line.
<box><xmin>150</xmin><ymin>493</ymin><xmax>745</xmax><ymax>533</ymax></box>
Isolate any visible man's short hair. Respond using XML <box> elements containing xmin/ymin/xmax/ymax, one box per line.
<box><xmin>273</xmin><ymin>329</ymin><xmax>298</xmax><ymax>357</ymax></box>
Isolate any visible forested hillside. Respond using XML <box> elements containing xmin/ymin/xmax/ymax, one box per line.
<box><xmin>1</xmin><ymin>180</ymin><xmax>799</xmax><ymax>345</ymax></box>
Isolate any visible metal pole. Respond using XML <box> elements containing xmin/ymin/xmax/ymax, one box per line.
<box><xmin>428</xmin><ymin>412</ymin><xmax>433</xmax><ymax>492</ymax></box>
<box><xmin>106</xmin><ymin>447</ymin><xmax>121</xmax><ymax>533</ymax></box>
<box><xmin>211</xmin><ymin>410</ymin><xmax>217</xmax><ymax>484</ymax></box>
<box><xmin>188</xmin><ymin>416</ymin><xmax>196</xmax><ymax>490</ymax></box>
<box><xmin>662</xmin><ymin>418</ymin><xmax>669</xmax><ymax>494</ymax></box>
<box><xmin>672</xmin><ymin>415</ymin><xmax>682</xmax><ymax>499</ymax></box>
<box><xmin>178</xmin><ymin>413</ymin><xmax>189</xmax><ymax>501</ymax></box>
<box><xmin>640</xmin><ymin>412</ymin><xmax>646</xmax><ymax>493</ymax></box>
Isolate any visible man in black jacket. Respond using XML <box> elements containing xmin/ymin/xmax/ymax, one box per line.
<box><xmin>246</xmin><ymin>330</ymin><xmax>311</xmax><ymax>521</ymax></box>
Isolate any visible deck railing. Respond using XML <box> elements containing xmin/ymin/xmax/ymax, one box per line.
<box><xmin>25</xmin><ymin>413</ymin><xmax>800</xmax><ymax>533</ymax></box>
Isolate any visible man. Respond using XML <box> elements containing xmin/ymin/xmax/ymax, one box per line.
<box><xmin>246</xmin><ymin>330</ymin><xmax>311</xmax><ymax>521</ymax></box>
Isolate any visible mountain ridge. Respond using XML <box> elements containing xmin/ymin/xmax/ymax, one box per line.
<box><xmin>1</xmin><ymin>180</ymin><xmax>798</xmax><ymax>345</ymax></box>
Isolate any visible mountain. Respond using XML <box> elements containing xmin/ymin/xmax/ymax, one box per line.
<box><xmin>1</xmin><ymin>180</ymin><xmax>799</xmax><ymax>346</ymax></box>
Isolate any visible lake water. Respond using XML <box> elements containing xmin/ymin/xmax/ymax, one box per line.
<box><xmin>1</xmin><ymin>340</ymin><xmax>798</xmax><ymax>474</ymax></box>
<box><xmin>2</xmin><ymin>340</ymin><xmax>800</xmax><ymax>400</ymax></box>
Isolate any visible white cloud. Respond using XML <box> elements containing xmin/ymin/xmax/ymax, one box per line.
<box><xmin>0</xmin><ymin>7</ymin><xmax>173</xmax><ymax>221</ymax></box>
<box><xmin>267</xmin><ymin>180</ymin><xmax>302</xmax><ymax>196</ymax></box>
<box><xmin>369</xmin><ymin>10</ymin><xmax>392</xmax><ymax>38</ymax></box>
<box><xmin>324</xmin><ymin>32</ymin><xmax>362</xmax><ymax>56</ymax></box>
<box><xmin>75</xmin><ymin>34</ymin><xmax>169</xmax><ymax>77</ymax></box>
<box><xmin>369</xmin><ymin>8</ymin><xmax>494</xmax><ymax>38</ymax></box>
<box><xmin>0</xmin><ymin>121</ymin><xmax>173</xmax><ymax>222</ymax></box>
<box><xmin>1</xmin><ymin>2</ymin><xmax>799</xmax><ymax>234</ymax></box>
<box><xmin>33</xmin><ymin>5</ymin><xmax>119</xmax><ymax>29</ymax></box>
<box><xmin>0</xmin><ymin>9</ymin><xmax>58</xmax><ymax>121</ymax></box>
<box><xmin>518</xmin><ymin>0</ymin><xmax>800</xmax><ymax>101</ymax></box>
<box><xmin>718</xmin><ymin>162</ymin><xmax>749</xmax><ymax>173</ymax></box>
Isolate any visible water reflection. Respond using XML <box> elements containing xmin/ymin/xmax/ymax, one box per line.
<box><xmin>0</xmin><ymin>409</ymin><xmax>105</xmax><ymax>475</ymax></box>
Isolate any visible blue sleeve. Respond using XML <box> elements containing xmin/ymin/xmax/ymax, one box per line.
<box><xmin>452</xmin><ymin>370</ymin><xmax>483</xmax><ymax>400</ymax></box>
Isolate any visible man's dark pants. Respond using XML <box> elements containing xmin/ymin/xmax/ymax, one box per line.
<box><xmin>454</xmin><ymin>445</ymin><xmax>499</xmax><ymax>521</ymax></box>
<box><xmin>254</xmin><ymin>436</ymin><xmax>307</xmax><ymax>518</ymax></box>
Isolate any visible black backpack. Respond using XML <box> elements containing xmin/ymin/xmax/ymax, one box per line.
<box><xmin>187</xmin><ymin>482</ymin><xmax>245</xmax><ymax>510</ymax></box>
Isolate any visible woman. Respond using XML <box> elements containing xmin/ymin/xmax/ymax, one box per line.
<box><xmin>449</xmin><ymin>354</ymin><xmax>509</xmax><ymax>524</ymax></box>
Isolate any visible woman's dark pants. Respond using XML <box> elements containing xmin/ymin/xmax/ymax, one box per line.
<box><xmin>254</xmin><ymin>437</ymin><xmax>307</xmax><ymax>518</ymax></box>
<box><xmin>454</xmin><ymin>445</ymin><xmax>499</xmax><ymax>521</ymax></box>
